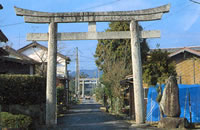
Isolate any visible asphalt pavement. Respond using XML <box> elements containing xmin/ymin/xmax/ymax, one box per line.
<box><xmin>57</xmin><ymin>98</ymin><xmax>131</xmax><ymax>130</ymax></box>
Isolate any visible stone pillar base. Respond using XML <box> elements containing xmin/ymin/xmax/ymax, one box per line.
<box><xmin>158</xmin><ymin>117</ymin><xmax>189</xmax><ymax>129</ymax></box>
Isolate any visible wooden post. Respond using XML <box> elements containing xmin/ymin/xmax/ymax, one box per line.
<box><xmin>82</xmin><ymin>80</ymin><xmax>85</xmax><ymax>98</ymax></box>
<box><xmin>46</xmin><ymin>21</ymin><xmax>58</xmax><ymax>126</ymax></box>
<box><xmin>67</xmin><ymin>71</ymin><xmax>70</xmax><ymax>104</ymax></box>
<box><xmin>129</xmin><ymin>85</ymin><xmax>135</xmax><ymax>120</ymax></box>
<box><xmin>130</xmin><ymin>20</ymin><xmax>145</xmax><ymax>124</ymax></box>
<box><xmin>64</xmin><ymin>60</ymin><xmax>68</xmax><ymax>105</ymax></box>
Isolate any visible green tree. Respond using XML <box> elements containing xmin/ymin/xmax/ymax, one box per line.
<box><xmin>95</xmin><ymin>22</ymin><xmax>149</xmax><ymax>72</ymax></box>
<box><xmin>80</xmin><ymin>72</ymin><xmax>89</xmax><ymax>78</ymax></box>
<box><xmin>143</xmin><ymin>48</ymin><xmax>177</xmax><ymax>86</ymax></box>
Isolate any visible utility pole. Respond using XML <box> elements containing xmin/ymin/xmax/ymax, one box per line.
<box><xmin>64</xmin><ymin>60</ymin><xmax>69</xmax><ymax>105</ymax></box>
<box><xmin>75</xmin><ymin>47</ymin><xmax>80</xmax><ymax>98</ymax></box>
<box><xmin>189</xmin><ymin>0</ymin><xmax>199</xmax><ymax>84</ymax></box>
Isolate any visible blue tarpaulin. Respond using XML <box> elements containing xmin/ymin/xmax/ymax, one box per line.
<box><xmin>146</xmin><ymin>84</ymin><xmax>200</xmax><ymax>122</ymax></box>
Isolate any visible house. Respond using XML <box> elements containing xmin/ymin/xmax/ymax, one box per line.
<box><xmin>0</xmin><ymin>4</ymin><xmax>38</xmax><ymax>74</ymax></box>
<box><xmin>0</xmin><ymin>46</ymin><xmax>39</xmax><ymax>74</ymax></box>
<box><xmin>17</xmin><ymin>41</ymin><xmax>71</xmax><ymax>105</ymax></box>
<box><xmin>168</xmin><ymin>47</ymin><xmax>200</xmax><ymax>84</ymax></box>
<box><xmin>152</xmin><ymin>46</ymin><xmax>200</xmax><ymax>84</ymax></box>
<box><xmin>17</xmin><ymin>41</ymin><xmax>70</xmax><ymax>77</ymax></box>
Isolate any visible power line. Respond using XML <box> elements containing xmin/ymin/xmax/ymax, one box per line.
<box><xmin>190</xmin><ymin>0</ymin><xmax>200</xmax><ymax>4</ymax></box>
<box><xmin>80</xmin><ymin>55</ymin><xmax>95</xmax><ymax>60</ymax></box>
<box><xmin>144</xmin><ymin>2</ymin><xmax>193</xmax><ymax>29</ymax></box>
<box><xmin>78</xmin><ymin>0</ymin><xmax>122</xmax><ymax>11</ymax></box>
<box><xmin>0</xmin><ymin>22</ymin><xmax>24</xmax><ymax>28</ymax></box>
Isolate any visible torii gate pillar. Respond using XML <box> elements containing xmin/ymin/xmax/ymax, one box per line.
<box><xmin>130</xmin><ymin>21</ymin><xmax>144</xmax><ymax>123</ymax></box>
<box><xmin>46</xmin><ymin>22</ymin><xmax>57</xmax><ymax>125</ymax></box>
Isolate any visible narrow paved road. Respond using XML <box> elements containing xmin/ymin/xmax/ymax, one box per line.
<box><xmin>57</xmin><ymin>98</ymin><xmax>131</xmax><ymax>130</ymax></box>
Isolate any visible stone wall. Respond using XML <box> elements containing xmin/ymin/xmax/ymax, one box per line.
<box><xmin>1</xmin><ymin>104</ymin><xmax>45</xmax><ymax>127</ymax></box>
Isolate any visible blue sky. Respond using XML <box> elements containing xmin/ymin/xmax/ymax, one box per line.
<box><xmin>0</xmin><ymin>0</ymin><xmax>200</xmax><ymax>71</ymax></box>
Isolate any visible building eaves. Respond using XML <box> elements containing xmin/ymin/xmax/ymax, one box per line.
<box><xmin>3</xmin><ymin>46</ymin><xmax>39</xmax><ymax>64</ymax></box>
<box><xmin>0</xmin><ymin>30</ymin><xmax>8</xmax><ymax>43</ymax></box>
<box><xmin>0</xmin><ymin>56</ymin><xmax>36</xmax><ymax>65</ymax></box>
<box><xmin>17</xmin><ymin>41</ymin><xmax>71</xmax><ymax>61</ymax></box>
<box><xmin>151</xmin><ymin>46</ymin><xmax>200</xmax><ymax>54</ymax></box>
<box><xmin>0</xmin><ymin>4</ymin><xmax>3</xmax><ymax>10</ymax></box>
<box><xmin>169</xmin><ymin>47</ymin><xmax>200</xmax><ymax>58</ymax></box>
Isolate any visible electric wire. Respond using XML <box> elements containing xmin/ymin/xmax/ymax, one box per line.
<box><xmin>0</xmin><ymin>22</ymin><xmax>24</xmax><ymax>28</ymax></box>
<box><xmin>78</xmin><ymin>0</ymin><xmax>122</xmax><ymax>11</ymax></box>
<box><xmin>144</xmin><ymin>2</ymin><xmax>193</xmax><ymax>29</ymax></box>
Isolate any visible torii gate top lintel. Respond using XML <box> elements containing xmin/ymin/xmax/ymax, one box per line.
<box><xmin>14</xmin><ymin>4</ymin><xmax>170</xmax><ymax>23</ymax></box>
<box><xmin>14</xmin><ymin>4</ymin><xmax>170</xmax><ymax>41</ymax></box>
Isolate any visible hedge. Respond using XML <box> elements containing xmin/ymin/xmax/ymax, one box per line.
<box><xmin>0</xmin><ymin>74</ymin><xmax>46</xmax><ymax>105</ymax></box>
<box><xmin>0</xmin><ymin>112</ymin><xmax>32</xmax><ymax>128</ymax></box>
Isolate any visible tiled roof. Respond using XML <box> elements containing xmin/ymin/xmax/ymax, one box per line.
<box><xmin>3</xmin><ymin>46</ymin><xmax>39</xmax><ymax>64</ymax></box>
<box><xmin>151</xmin><ymin>46</ymin><xmax>200</xmax><ymax>57</ymax></box>
<box><xmin>169</xmin><ymin>47</ymin><xmax>200</xmax><ymax>57</ymax></box>
<box><xmin>151</xmin><ymin>46</ymin><xmax>200</xmax><ymax>53</ymax></box>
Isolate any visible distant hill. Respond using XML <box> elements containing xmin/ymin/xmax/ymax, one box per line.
<box><xmin>69</xmin><ymin>69</ymin><xmax>103</xmax><ymax>78</ymax></box>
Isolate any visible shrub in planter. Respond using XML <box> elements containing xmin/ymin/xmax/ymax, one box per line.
<box><xmin>0</xmin><ymin>112</ymin><xmax>32</xmax><ymax>128</ymax></box>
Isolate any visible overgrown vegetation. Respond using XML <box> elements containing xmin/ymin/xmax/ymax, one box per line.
<box><xmin>0</xmin><ymin>112</ymin><xmax>32</xmax><ymax>128</ymax></box>
<box><xmin>0</xmin><ymin>74</ymin><xmax>46</xmax><ymax>105</ymax></box>
<box><xmin>143</xmin><ymin>48</ymin><xmax>177</xmax><ymax>86</ymax></box>
<box><xmin>94</xmin><ymin>22</ymin><xmax>149</xmax><ymax>113</ymax></box>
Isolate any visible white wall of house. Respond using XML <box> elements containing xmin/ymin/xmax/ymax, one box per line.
<box><xmin>21</xmin><ymin>47</ymin><xmax>67</xmax><ymax>77</ymax></box>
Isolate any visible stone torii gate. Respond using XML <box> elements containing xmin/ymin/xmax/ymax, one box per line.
<box><xmin>15</xmin><ymin>4</ymin><xmax>170</xmax><ymax>125</ymax></box>
<box><xmin>79</xmin><ymin>78</ymin><xmax>98</xmax><ymax>97</ymax></box>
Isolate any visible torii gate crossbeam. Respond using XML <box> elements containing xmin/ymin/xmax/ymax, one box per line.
<box><xmin>14</xmin><ymin>4</ymin><xmax>170</xmax><ymax>126</ymax></box>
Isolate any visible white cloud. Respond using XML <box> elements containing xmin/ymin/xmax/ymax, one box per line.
<box><xmin>183</xmin><ymin>5</ymin><xmax>200</xmax><ymax>31</ymax></box>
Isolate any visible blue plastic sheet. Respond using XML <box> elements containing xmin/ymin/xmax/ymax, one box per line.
<box><xmin>146</xmin><ymin>84</ymin><xmax>200</xmax><ymax>122</ymax></box>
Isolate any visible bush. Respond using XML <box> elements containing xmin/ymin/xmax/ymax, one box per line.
<box><xmin>57</xmin><ymin>86</ymin><xmax>65</xmax><ymax>105</ymax></box>
<box><xmin>0</xmin><ymin>112</ymin><xmax>32</xmax><ymax>128</ymax></box>
<box><xmin>0</xmin><ymin>74</ymin><xmax>46</xmax><ymax>105</ymax></box>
